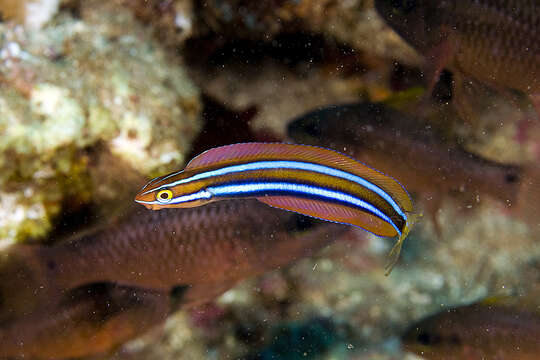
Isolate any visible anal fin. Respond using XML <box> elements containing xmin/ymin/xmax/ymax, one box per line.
<box><xmin>257</xmin><ymin>196</ymin><xmax>398</xmax><ymax>237</ymax></box>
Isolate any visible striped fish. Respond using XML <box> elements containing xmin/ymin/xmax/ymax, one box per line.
<box><xmin>135</xmin><ymin>143</ymin><xmax>419</xmax><ymax>272</ymax></box>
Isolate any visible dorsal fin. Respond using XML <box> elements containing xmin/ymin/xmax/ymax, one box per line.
<box><xmin>186</xmin><ymin>142</ymin><xmax>413</xmax><ymax>212</ymax></box>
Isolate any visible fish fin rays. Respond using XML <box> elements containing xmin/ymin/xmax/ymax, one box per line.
<box><xmin>186</xmin><ymin>143</ymin><xmax>413</xmax><ymax>212</ymax></box>
<box><xmin>424</xmin><ymin>34</ymin><xmax>455</xmax><ymax>94</ymax></box>
<box><xmin>185</xmin><ymin>143</ymin><xmax>263</xmax><ymax>170</ymax></box>
<box><xmin>384</xmin><ymin>212</ymin><xmax>422</xmax><ymax>275</ymax></box>
<box><xmin>256</xmin><ymin>196</ymin><xmax>398</xmax><ymax>237</ymax></box>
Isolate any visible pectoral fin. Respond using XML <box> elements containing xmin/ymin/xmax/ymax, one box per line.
<box><xmin>424</xmin><ymin>36</ymin><xmax>456</xmax><ymax>94</ymax></box>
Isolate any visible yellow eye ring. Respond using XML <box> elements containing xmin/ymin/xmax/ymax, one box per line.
<box><xmin>156</xmin><ymin>189</ymin><xmax>173</xmax><ymax>203</ymax></box>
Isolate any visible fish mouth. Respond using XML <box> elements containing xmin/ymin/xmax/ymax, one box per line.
<box><xmin>134</xmin><ymin>199</ymin><xmax>157</xmax><ymax>210</ymax></box>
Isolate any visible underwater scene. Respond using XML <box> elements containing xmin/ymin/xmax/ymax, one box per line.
<box><xmin>0</xmin><ymin>0</ymin><xmax>539</xmax><ymax>359</ymax></box>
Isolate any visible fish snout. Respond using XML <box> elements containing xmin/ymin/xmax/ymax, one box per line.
<box><xmin>134</xmin><ymin>191</ymin><xmax>157</xmax><ymax>208</ymax></box>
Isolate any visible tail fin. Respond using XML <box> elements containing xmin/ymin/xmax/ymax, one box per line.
<box><xmin>385</xmin><ymin>212</ymin><xmax>423</xmax><ymax>276</ymax></box>
<box><xmin>516</xmin><ymin>165</ymin><xmax>540</xmax><ymax>232</ymax></box>
<box><xmin>0</xmin><ymin>245</ymin><xmax>60</xmax><ymax>322</ymax></box>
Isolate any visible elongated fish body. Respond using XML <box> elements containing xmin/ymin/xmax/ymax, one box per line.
<box><xmin>375</xmin><ymin>0</ymin><xmax>540</xmax><ymax>110</ymax></box>
<box><xmin>0</xmin><ymin>284</ymin><xmax>170</xmax><ymax>360</ymax></box>
<box><xmin>403</xmin><ymin>303</ymin><xmax>540</xmax><ymax>360</ymax></box>
<box><xmin>287</xmin><ymin>103</ymin><xmax>522</xmax><ymax>211</ymax></box>
<box><xmin>0</xmin><ymin>200</ymin><xmax>347</xmax><ymax>322</ymax></box>
<box><xmin>135</xmin><ymin>143</ymin><xmax>416</xmax><ymax>268</ymax></box>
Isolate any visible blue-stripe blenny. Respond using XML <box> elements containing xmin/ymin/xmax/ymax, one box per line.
<box><xmin>135</xmin><ymin>143</ymin><xmax>419</xmax><ymax>272</ymax></box>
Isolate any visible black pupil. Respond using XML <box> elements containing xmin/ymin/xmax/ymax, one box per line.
<box><xmin>160</xmin><ymin>192</ymin><xmax>169</xmax><ymax>199</ymax></box>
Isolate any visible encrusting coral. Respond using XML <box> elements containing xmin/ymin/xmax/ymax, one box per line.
<box><xmin>0</xmin><ymin>0</ymin><xmax>201</xmax><ymax>245</ymax></box>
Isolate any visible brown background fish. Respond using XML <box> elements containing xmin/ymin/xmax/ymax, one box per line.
<box><xmin>0</xmin><ymin>284</ymin><xmax>170</xmax><ymax>360</ymax></box>
<box><xmin>375</xmin><ymin>0</ymin><xmax>540</xmax><ymax>115</ymax></box>
<box><xmin>402</xmin><ymin>303</ymin><xmax>540</xmax><ymax>360</ymax></box>
<box><xmin>287</xmin><ymin>102</ymin><xmax>534</xmax><ymax>229</ymax></box>
<box><xmin>0</xmin><ymin>200</ymin><xmax>348</xmax><ymax>358</ymax></box>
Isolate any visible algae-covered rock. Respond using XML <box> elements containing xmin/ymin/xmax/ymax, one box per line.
<box><xmin>0</xmin><ymin>0</ymin><xmax>201</xmax><ymax>245</ymax></box>
<box><xmin>309</xmin><ymin>2</ymin><xmax>422</xmax><ymax>65</ymax></box>
<box><xmin>197</xmin><ymin>0</ymin><xmax>420</xmax><ymax>65</ymax></box>
<box><xmin>114</xmin><ymin>0</ymin><xmax>195</xmax><ymax>47</ymax></box>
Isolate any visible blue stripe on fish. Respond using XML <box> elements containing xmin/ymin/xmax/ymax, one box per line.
<box><xmin>140</xmin><ymin>160</ymin><xmax>407</xmax><ymax>222</ymax></box>
<box><xmin>136</xmin><ymin>181</ymin><xmax>401</xmax><ymax>236</ymax></box>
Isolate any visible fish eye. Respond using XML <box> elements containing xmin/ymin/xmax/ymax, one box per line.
<box><xmin>391</xmin><ymin>0</ymin><xmax>416</xmax><ymax>14</ymax></box>
<box><xmin>156</xmin><ymin>189</ymin><xmax>173</xmax><ymax>203</ymax></box>
<box><xmin>416</xmin><ymin>331</ymin><xmax>441</xmax><ymax>345</ymax></box>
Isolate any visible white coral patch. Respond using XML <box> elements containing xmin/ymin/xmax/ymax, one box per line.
<box><xmin>110</xmin><ymin>112</ymin><xmax>153</xmax><ymax>172</ymax></box>
<box><xmin>25</xmin><ymin>0</ymin><xmax>60</xmax><ymax>30</ymax></box>
<box><xmin>0</xmin><ymin>191</ymin><xmax>46</xmax><ymax>249</ymax></box>
<box><xmin>30</xmin><ymin>83</ymin><xmax>85</xmax><ymax>151</ymax></box>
